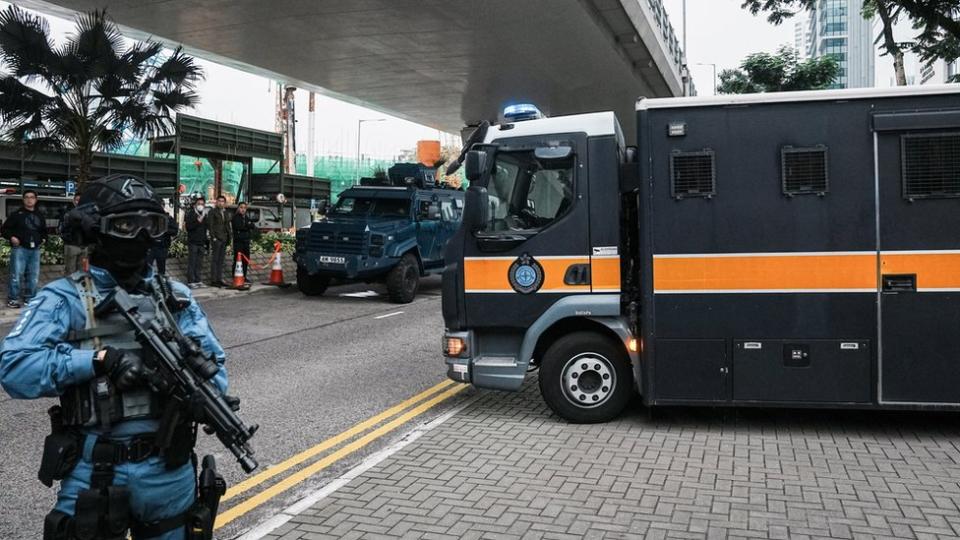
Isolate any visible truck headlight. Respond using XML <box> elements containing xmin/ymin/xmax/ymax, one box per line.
<box><xmin>444</xmin><ymin>337</ymin><xmax>466</xmax><ymax>357</ymax></box>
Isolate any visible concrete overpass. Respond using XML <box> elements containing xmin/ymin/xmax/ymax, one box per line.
<box><xmin>21</xmin><ymin>0</ymin><xmax>688</xmax><ymax>139</ymax></box>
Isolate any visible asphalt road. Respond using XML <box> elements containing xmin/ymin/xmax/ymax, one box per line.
<box><xmin>0</xmin><ymin>276</ymin><xmax>471</xmax><ymax>539</ymax></box>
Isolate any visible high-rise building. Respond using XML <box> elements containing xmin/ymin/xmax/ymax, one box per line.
<box><xmin>794</xmin><ymin>15</ymin><xmax>810</xmax><ymax>59</ymax></box>
<box><xmin>805</xmin><ymin>0</ymin><xmax>875</xmax><ymax>88</ymax></box>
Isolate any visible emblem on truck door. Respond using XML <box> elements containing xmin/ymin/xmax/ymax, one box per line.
<box><xmin>508</xmin><ymin>253</ymin><xmax>545</xmax><ymax>294</ymax></box>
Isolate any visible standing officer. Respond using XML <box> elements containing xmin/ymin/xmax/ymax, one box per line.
<box><xmin>59</xmin><ymin>193</ymin><xmax>86</xmax><ymax>274</ymax></box>
<box><xmin>2</xmin><ymin>189</ymin><xmax>47</xmax><ymax>308</ymax></box>
<box><xmin>184</xmin><ymin>196</ymin><xmax>207</xmax><ymax>288</ymax></box>
<box><xmin>0</xmin><ymin>175</ymin><xmax>229</xmax><ymax>540</ymax></box>
<box><xmin>207</xmin><ymin>196</ymin><xmax>231</xmax><ymax>287</ymax></box>
<box><xmin>231</xmin><ymin>202</ymin><xmax>255</xmax><ymax>284</ymax></box>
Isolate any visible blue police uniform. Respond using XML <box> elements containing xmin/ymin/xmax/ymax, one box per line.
<box><xmin>0</xmin><ymin>265</ymin><xmax>227</xmax><ymax>540</ymax></box>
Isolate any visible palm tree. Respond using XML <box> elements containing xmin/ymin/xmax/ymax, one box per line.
<box><xmin>0</xmin><ymin>6</ymin><xmax>203</xmax><ymax>188</ymax></box>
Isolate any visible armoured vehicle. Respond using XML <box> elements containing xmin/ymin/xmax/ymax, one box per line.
<box><xmin>294</xmin><ymin>163</ymin><xmax>464</xmax><ymax>303</ymax></box>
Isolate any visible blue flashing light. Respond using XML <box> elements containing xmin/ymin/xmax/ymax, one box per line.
<box><xmin>503</xmin><ymin>103</ymin><xmax>543</xmax><ymax>122</ymax></box>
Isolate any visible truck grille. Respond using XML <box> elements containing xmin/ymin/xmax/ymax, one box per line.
<box><xmin>307</xmin><ymin>229</ymin><xmax>365</xmax><ymax>254</ymax></box>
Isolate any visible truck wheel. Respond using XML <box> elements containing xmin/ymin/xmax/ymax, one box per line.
<box><xmin>539</xmin><ymin>332</ymin><xmax>632</xmax><ymax>423</ymax></box>
<box><xmin>386</xmin><ymin>253</ymin><xmax>420</xmax><ymax>303</ymax></box>
<box><xmin>297</xmin><ymin>267</ymin><xmax>329</xmax><ymax>296</ymax></box>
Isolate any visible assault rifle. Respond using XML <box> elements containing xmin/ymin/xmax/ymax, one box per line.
<box><xmin>95</xmin><ymin>285</ymin><xmax>259</xmax><ymax>473</ymax></box>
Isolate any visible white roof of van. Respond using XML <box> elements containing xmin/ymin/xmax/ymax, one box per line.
<box><xmin>484</xmin><ymin>111</ymin><xmax>624</xmax><ymax>148</ymax></box>
<box><xmin>637</xmin><ymin>84</ymin><xmax>960</xmax><ymax>110</ymax></box>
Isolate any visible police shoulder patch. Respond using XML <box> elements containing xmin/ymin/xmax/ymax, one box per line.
<box><xmin>508</xmin><ymin>253</ymin><xmax>544</xmax><ymax>294</ymax></box>
<box><xmin>8</xmin><ymin>296</ymin><xmax>45</xmax><ymax>338</ymax></box>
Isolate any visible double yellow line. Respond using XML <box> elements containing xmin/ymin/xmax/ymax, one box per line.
<box><xmin>215</xmin><ymin>379</ymin><xmax>467</xmax><ymax>530</ymax></box>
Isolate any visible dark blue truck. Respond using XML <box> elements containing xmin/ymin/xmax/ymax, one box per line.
<box><xmin>293</xmin><ymin>163</ymin><xmax>464</xmax><ymax>303</ymax></box>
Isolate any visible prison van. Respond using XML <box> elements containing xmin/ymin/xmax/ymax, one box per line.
<box><xmin>441</xmin><ymin>85</ymin><xmax>960</xmax><ymax>423</ymax></box>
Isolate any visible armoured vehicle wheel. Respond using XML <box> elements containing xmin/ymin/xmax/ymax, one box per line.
<box><xmin>297</xmin><ymin>267</ymin><xmax>330</xmax><ymax>296</ymax></box>
<box><xmin>387</xmin><ymin>253</ymin><xmax>420</xmax><ymax>303</ymax></box>
<box><xmin>539</xmin><ymin>332</ymin><xmax>632</xmax><ymax>423</ymax></box>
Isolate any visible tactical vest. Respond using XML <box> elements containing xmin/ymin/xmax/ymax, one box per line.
<box><xmin>58</xmin><ymin>272</ymin><xmax>164</xmax><ymax>428</ymax></box>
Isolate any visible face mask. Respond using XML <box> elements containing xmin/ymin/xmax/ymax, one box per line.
<box><xmin>196</xmin><ymin>205</ymin><xmax>204</xmax><ymax>212</ymax></box>
<box><xmin>90</xmin><ymin>234</ymin><xmax>152</xmax><ymax>289</ymax></box>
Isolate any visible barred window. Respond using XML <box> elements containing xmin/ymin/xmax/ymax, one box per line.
<box><xmin>901</xmin><ymin>132</ymin><xmax>960</xmax><ymax>200</ymax></box>
<box><xmin>782</xmin><ymin>146</ymin><xmax>829</xmax><ymax>196</ymax></box>
<box><xmin>670</xmin><ymin>150</ymin><xmax>715</xmax><ymax>199</ymax></box>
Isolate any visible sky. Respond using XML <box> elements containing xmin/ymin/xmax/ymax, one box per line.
<box><xmin>0</xmin><ymin>0</ymin><xmax>796</xmax><ymax>153</ymax></box>
<box><xmin>662</xmin><ymin>0</ymin><xmax>797</xmax><ymax>95</ymax></box>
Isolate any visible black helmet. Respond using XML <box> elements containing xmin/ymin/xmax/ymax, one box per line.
<box><xmin>79</xmin><ymin>174</ymin><xmax>163</xmax><ymax>215</ymax></box>
<box><xmin>67</xmin><ymin>175</ymin><xmax>166</xmax><ymax>244</ymax></box>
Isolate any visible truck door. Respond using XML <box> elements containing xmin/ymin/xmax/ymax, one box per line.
<box><xmin>876</xmin><ymin>120</ymin><xmax>960</xmax><ymax>404</ymax></box>
<box><xmin>415</xmin><ymin>196</ymin><xmax>441</xmax><ymax>264</ymax></box>
<box><xmin>462</xmin><ymin>136</ymin><xmax>589</xmax><ymax>329</ymax></box>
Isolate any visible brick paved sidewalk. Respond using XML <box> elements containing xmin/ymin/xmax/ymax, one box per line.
<box><xmin>261</xmin><ymin>378</ymin><xmax>960</xmax><ymax>540</ymax></box>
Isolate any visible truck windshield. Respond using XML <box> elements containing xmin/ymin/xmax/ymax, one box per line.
<box><xmin>481</xmin><ymin>150</ymin><xmax>575</xmax><ymax>233</ymax></box>
<box><xmin>332</xmin><ymin>197</ymin><xmax>410</xmax><ymax>218</ymax></box>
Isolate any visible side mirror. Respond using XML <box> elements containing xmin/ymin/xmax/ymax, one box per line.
<box><xmin>464</xmin><ymin>186</ymin><xmax>489</xmax><ymax>232</ymax></box>
<box><xmin>464</xmin><ymin>150</ymin><xmax>488</xmax><ymax>182</ymax></box>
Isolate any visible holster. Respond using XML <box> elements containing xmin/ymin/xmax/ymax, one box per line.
<box><xmin>38</xmin><ymin>406</ymin><xmax>82</xmax><ymax>487</ymax></box>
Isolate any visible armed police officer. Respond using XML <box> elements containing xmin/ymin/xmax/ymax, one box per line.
<box><xmin>0</xmin><ymin>175</ymin><xmax>232</xmax><ymax>540</ymax></box>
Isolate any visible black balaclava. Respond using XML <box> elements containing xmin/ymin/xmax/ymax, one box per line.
<box><xmin>76</xmin><ymin>175</ymin><xmax>164</xmax><ymax>292</ymax></box>
<box><xmin>89</xmin><ymin>233</ymin><xmax>152</xmax><ymax>291</ymax></box>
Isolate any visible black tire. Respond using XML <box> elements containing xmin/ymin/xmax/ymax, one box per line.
<box><xmin>386</xmin><ymin>253</ymin><xmax>420</xmax><ymax>303</ymax></box>
<box><xmin>538</xmin><ymin>331</ymin><xmax>633</xmax><ymax>423</ymax></box>
<box><xmin>297</xmin><ymin>267</ymin><xmax>330</xmax><ymax>296</ymax></box>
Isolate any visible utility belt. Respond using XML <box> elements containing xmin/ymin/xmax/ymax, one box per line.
<box><xmin>42</xmin><ymin>453</ymin><xmax>225</xmax><ymax>540</ymax></box>
<box><xmin>39</xmin><ymin>406</ymin><xmax>221</xmax><ymax>540</ymax></box>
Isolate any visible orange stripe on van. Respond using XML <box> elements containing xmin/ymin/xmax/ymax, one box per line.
<box><xmin>464</xmin><ymin>257</ymin><xmax>591</xmax><ymax>293</ymax></box>
<box><xmin>591</xmin><ymin>257</ymin><xmax>621</xmax><ymax>291</ymax></box>
<box><xmin>881</xmin><ymin>252</ymin><xmax>960</xmax><ymax>290</ymax></box>
<box><xmin>653</xmin><ymin>253</ymin><xmax>877</xmax><ymax>292</ymax></box>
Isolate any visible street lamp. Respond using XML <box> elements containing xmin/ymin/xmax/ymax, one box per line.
<box><xmin>357</xmin><ymin>118</ymin><xmax>386</xmax><ymax>183</ymax></box>
<box><xmin>697</xmin><ymin>63</ymin><xmax>718</xmax><ymax>95</ymax></box>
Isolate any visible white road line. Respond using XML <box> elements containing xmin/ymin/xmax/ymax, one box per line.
<box><xmin>374</xmin><ymin>311</ymin><xmax>404</xmax><ymax>320</ymax></box>
<box><xmin>235</xmin><ymin>391</ymin><xmax>479</xmax><ymax>540</ymax></box>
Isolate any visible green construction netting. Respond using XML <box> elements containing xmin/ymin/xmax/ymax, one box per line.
<box><xmin>119</xmin><ymin>141</ymin><xmax>461</xmax><ymax>203</ymax></box>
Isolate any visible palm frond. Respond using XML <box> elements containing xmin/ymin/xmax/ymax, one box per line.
<box><xmin>64</xmin><ymin>9</ymin><xmax>122</xmax><ymax>80</ymax></box>
<box><xmin>0</xmin><ymin>5</ymin><xmax>57</xmax><ymax>81</ymax></box>
<box><xmin>0</xmin><ymin>76</ymin><xmax>53</xmax><ymax>124</ymax></box>
<box><xmin>147</xmin><ymin>46</ymin><xmax>204</xmax><ymax>89</ymax></box>
<box><xmin>152</xmin><ymin>88</ymin><xmax>199</xmax><ymax>116</ymax></box>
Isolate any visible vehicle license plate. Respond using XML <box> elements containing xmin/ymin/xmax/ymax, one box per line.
<box><xmin>319</xmin><ymin>255</ymin><xmax>346</xmax><ymax>264</ymax></box>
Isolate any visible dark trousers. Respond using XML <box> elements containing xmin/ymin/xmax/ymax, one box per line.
<box><xmin>210</xmin><ymin>239</ymin><xmax>227</xmax><ymax>283</ymax></box>
<box><xmin>187</xmin><ymin>244</ymin><xmax>205</xmax><ymax>284</ymax></box>
<box><xmin>147</xmin><ymin>245</ymin><xmax>169</xmax><ymax>274</ymax></box>
<box><xmin>233</xmin><ymin>241</ymin><xmax>251</xmax><ymax>278</ymax></box>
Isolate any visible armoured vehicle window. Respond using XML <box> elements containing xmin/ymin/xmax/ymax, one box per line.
<box><xmin>332</xmin><ymin>197</ymin><xmax>410</xmax><ymax>217</ymax></box>
<box><xmin>782</xmin><ymin>146</ymin><xmax>829</xmax><ymax>196</ymax></box>
<box><xmin>901</xmin><ymin>132</ymin><xmax>960</xmax><ymax>199</ymax></box>
<box><xmin>670</xmin><ymin>150</ymin><xmax>716</xmax><ymax>199</ymax></box>
<box><xmin>483</xmin><ymin>150</ymin><xmax>575</xmax><ymax>232</ymax></box>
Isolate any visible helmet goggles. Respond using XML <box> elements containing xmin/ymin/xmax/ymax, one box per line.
<box><xmin>99</xmin><ymin>210</ymin><xmax>168</xmax><ymax>240</ymax></box>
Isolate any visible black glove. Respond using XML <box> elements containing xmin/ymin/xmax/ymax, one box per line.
<box><xmin>95</xmin><ymin>347</ymin><xmax>144</xmax><ymax>391</ymax></box>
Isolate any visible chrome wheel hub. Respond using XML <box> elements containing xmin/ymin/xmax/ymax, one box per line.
<box><xmin>561</xmin><ymin>352</ymin><xmax>615</xmax><ymax>408</ymax></box>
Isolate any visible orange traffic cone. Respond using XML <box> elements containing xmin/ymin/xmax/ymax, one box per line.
<box><xmin>264</xmin><ymin>250</ymin><xmax>290</xmax><ymax>287</ymax></box>
<box><xmin>232</xmin><ymin>253</ymin><xmax>250</xmax><ymax>290</ymax></box>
